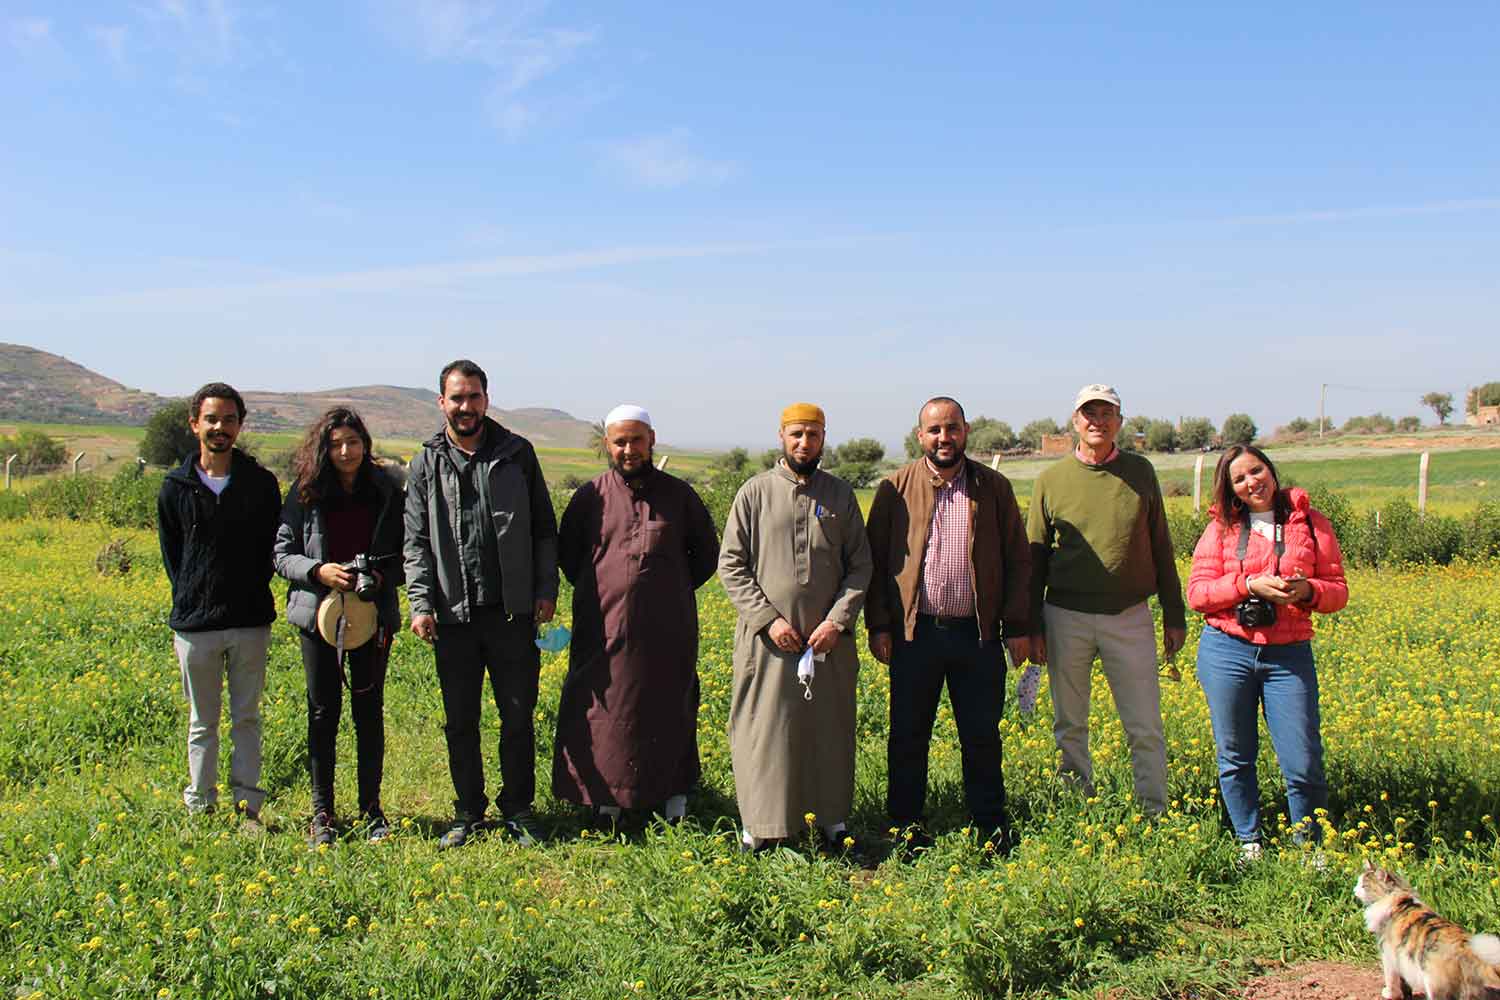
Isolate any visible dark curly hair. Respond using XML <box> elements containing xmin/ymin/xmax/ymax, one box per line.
<box><xmin>1211</xmin><ymin>444</ymin><xmax>1292</xmax><ymax>525</ymax></box>
<box><xmin>291</xmin><ymin>407</ymin><xmax>374</xmax><ymax>506</ymax></box>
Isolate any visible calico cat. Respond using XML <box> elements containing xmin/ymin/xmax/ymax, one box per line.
<box><xmin>1354</xmin><ymin>861</ymin><xmax>1500</xmax><ymax>1000</ymax></box>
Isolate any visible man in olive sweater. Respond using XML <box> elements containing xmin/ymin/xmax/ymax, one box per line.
<box><xmin>1027</xmin><ymin>384</ymin><xmax>1185</xmax><ymax>814</ymax></box>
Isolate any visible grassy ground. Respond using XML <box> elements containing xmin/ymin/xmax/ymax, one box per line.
<box><xmin>2</xmin><ymin>521</ymin><xmax>1497</xmax><ymax>998</ymax></box>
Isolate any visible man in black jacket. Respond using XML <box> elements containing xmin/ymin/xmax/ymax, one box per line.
<box><xmin>157</xmin><ymin>383</ymin><xmax>282</xmax><ymax>826</ymax></box>
<box><xmin>404</xmin><ymin>359</ymin><xmax>559</xmax><ymax>848</ymax></box>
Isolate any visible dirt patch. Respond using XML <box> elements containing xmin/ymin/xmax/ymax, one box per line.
<box><xmin>1238</xmin><ymin>961</ymin><xmax>1382</xmax><ymax>1000</ymax></box>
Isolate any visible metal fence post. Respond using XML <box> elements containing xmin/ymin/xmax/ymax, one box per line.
<box><xmin>656</xmin><ymin>455</ymin><xmax>669</xmax><ymax>470</ymax></box>
<box><xmin>1192</xmin><ymin>454</ymin><xmax>1205</xmax><ymax>513</ymax></box>
<box><xmin>4</xmin><ymin>454</ymin><xmax>16</xmax><ymax>490</ymax></box>
<box><xmin>71</xmin><ymin>452</ymin><xmax>87</xmax><ymax>476</ymax></box>
<box><xmin>1417</xmin><ymin>451</ymin><xmax>1430</xmax><ymax>516</ymax></box>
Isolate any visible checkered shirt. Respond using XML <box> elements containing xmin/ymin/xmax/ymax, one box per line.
<box><xmin>917</xmin><ymin>459</ymin><xmax>975</xmax><ymax>617</ymax></box>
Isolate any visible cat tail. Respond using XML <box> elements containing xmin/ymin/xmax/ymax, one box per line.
<box><xmin>1471</xmin><ymin>932</ymin><xmax>1500</xmax><ymax>967</ymax></box>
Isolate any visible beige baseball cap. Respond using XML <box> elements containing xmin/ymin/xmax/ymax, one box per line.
<box><xmin>1072</xmin><ymin>384</ymin><xmax>1122</xmax><ymax>412</ymax></box>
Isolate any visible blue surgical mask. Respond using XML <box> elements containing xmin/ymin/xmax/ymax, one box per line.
<box><xmin>535</xmin><ymin>625</ymin><xmax>571</xmax><ymax>653</ymax></box>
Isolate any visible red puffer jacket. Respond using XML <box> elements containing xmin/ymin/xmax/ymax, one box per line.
<box><xmin>1187</xmin><ymin>487</ymin><xmax>1348</xmax><ymax>645</ymax></box>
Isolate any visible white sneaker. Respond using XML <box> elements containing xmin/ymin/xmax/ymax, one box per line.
<box><xmin>1238</xmin><ymin>842</ymin><xmax>1263</xmax><ymax>865</ymax></box>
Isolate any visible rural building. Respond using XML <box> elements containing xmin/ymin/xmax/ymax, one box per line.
<box><xmin>1040</xmin><ymin>433</ymin><xmax>1074</xmax><ymax>457</ymax></box>
<box><xmin>1467</xmin><ymin>404</ymin><xmax>1500</xmax><ymax>426</ymax></box>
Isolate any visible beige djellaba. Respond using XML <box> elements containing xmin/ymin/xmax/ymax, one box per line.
<box><xmin>717</xmin><ymin>462</ymin><xmax>872</xmax><ymax>839</ymax></box>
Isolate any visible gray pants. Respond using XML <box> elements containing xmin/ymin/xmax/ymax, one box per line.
<box><xmin>173</xmin><ymin>626</ymin><xmax>272</xmax><ymax>813</ymax></box>
<box><xmin>1043</xmin><ymin>602</ymin><xmax>1167</xmax><ymax>814</ymax></box>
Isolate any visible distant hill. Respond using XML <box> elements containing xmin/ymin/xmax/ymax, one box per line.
<box><xmin>0</xmin><ymin>343</ymin><xmax>596</xmax><ymax>447</ymax></box>
<box><xmin>0</xmin><ymin>342</ymin><xmax>167</xmax><ymax>424</ymax></box>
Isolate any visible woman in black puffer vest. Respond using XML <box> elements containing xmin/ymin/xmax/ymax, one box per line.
<box><xmin>274</xmin><ymin>407</ymin><xmax>404</xmax><ymax>847</ymax></box>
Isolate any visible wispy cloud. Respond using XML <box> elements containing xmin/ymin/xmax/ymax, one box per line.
<box><xmin>603</xmin><ymin>130</ymin><xmax>737</xmax><ymax>189</ymax></box>
<box><xmin>1218</xmin><ymin>198</ymin><xmax>1500</xmax><ymax>227</ymax></box>
<box><xmin>7</xmin><ymin>16</ymin><xmax>53</xmax><ymax>51</ymax></box>
<box><xmin>89</xmin><ymin>24</ymin><xmax>130</xmax><ymax>71</ymax></box>
<box><xmin>378</xmin><ymin>1</ymin><xmax>597</xmax><ymax>136</ymax></box>
<box><xmin>0</xmin><ymin>241</ymin><xmax>784</xmax><ymax>315</ymax></box>
<box><xmin>135</xmin><ymin>0</ymin><xmax>238</xmax><ymax>64</ymax></box>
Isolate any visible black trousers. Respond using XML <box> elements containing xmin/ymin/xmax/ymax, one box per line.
<box><xmin>300</xmin><ymin>630</ymin><xmax>387</xmax><ymax>818</ymax></box>
<box><xmin>433</xmin><ymin>606</ymin><xmax>539</xmax><ymax>821</ymax></box>
<box><xmin>886</xmin><ymin>615</ymin><xmax>1010</xmax><ymax>833</ymax></box>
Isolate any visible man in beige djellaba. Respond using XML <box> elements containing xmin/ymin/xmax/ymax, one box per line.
<box><xmin>717</xmin><ymin>403</ymin><xmax>873</xmax><ymax>855</ymax></box>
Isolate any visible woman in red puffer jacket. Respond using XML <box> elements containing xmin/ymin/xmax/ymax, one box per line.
<box><xmin>1187</xmin><ymin>444</ymin><xmax>1348</xmax><ymax>860</ymax></box>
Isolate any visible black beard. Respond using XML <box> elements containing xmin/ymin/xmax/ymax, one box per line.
<box><xmin>204</xmin><ymin>437</ymin><xmax>233</xmax><ymax>453</ymax></box>
<box><xmin>446</xmin><ymin>412</ymin><xmax>482</xmax><ymax>438</ymax></box>
<box><xmin>925</xmin><ymin>446</ymin><xmax>964</xmax><ymax>469</ymax></box>
<box><xmin>784</xmin><ymin>451</ymin><xmax>821</xmax><ymax>477</ymax></box>
<box><xmin>612</xmin><ymin>455</ymin><xmax>653</xmax><ymax>481</ymax></box>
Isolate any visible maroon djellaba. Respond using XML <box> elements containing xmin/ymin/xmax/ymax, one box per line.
<box><xmin>551</xmin><ymin>463</ymin><xmax>719</xmax><ymax>813</ymax></box>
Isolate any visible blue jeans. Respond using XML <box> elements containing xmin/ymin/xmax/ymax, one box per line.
<box><xmin>886</xmin><ymin>615</ymin><xmax>1009</xmax><ymax>832</ymax></box>
<box><xmin>1195</xmin><ymin>625</ymin><xmax>1327</xmax><ymax>843</ymax></box>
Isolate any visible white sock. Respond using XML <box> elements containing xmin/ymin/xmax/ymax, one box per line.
<box><xmin>664</xmin><ymin>794</ymin><xmax>687</xmax><ymax>820</ymax></box>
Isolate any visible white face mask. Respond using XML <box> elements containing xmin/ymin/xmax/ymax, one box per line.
<box><xmin>797</xmin><ymin>646</ymin><xmax>823</xmax><ymax>700</ymax></box>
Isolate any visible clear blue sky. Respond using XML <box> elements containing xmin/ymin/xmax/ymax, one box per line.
<box><xmin>3</xmin><ymin>1</ymin><xmax>1497</xmax><ymax>449</ymax></box>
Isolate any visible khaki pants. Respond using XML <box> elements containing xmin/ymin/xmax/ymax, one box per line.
<box><xmin>1043</xmin><ymin>602</ymin><xmax>1167</xmax><ymax>813</ymax></box>
<box><xmin>174</xmin><ymin>626</ymin><xmax>271</xmax><ymax>813</ymax></box>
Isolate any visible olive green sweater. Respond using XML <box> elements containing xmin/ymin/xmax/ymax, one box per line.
<box><xmin>1026</xmin><ymin>451</ymin><xmax>1186</xmax><ymax>630</ymax></box>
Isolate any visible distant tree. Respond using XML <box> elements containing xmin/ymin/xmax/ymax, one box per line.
<box><xmin>139</xmin><ymin>401</ymin><xmax>196</xmax><ymax>467</ymax></box>
<box><xmin>1397</xmin><ymin>416</ymin><xmax>1422</xmax><ymax>432</ymax></box>
<box><xmin>967</xmin><ymin>417</ymin><xmax>1017</xmax><ymax>454</ymax></box>
<box><xmin>1144</xmin><ymin>419</ymin><xmax>1178</xmax><ymax>453</ymax></box>
<box><xmin>1343</xmin><ymin>412</ymin><xmax>1396</xmax><ymax>435</ymax></box>
<box><xmin>1220</xmin><ymin>413</ymin><xmax>1257</xmax><ymax>446</ymax></box>
<box><xmin>1420</xmin><ymin>392</ymin><xmax>1453</xmax><ymax>425</ymax></box>
<box><xmin>587</xmin><ymin>420</ymin><xmax>607</xmax><ymax>459</ymax></box>
<box><xmin>1117</xmin><ymin>415</ymin><xmax>1150</xmax><ymax>452</ymax></box>
<box><xmin>760</xmin><ymin>448</ymin><xmax>781</xmax><ymax>469</ymax></box>
<box><xmin>712</xmin><ymin>447</ymin><xmax>752</xmax><ymax>476</ymax></box>
<box><xmin>903</xmin><ymin>430</ymin><xmax>922</xmax><ymax>459</ymax></box>
<box><xmin>834</xmin><ymin>438</ymin><xmax>885</xmax><ymax>465</ymax></box>
<box><xmin>1177</xmin><ymin>417</ymin><xmax>1216</xmax><ymax>450</ymax></box>
<box><xmin>0</xmin><ymin>429</ymin><xmax>66</xmax><ymax>472</ymax></box>
<box><xmin>1019</xmin><ymin>417</ymin><xmax>1064</xmax><ymax>452</ymax></box>
<box><xmin>1467</xmin><ymin>381</ymin><xmax>1500</xmax><ymax>416</ymax></box>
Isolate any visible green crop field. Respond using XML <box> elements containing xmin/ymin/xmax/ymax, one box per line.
<box><xmin>2</xmin><ymin>520</ymin><xmax>1497</xmax><ymax>998</ymax></box>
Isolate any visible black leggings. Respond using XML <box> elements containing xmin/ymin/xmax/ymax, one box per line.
<box><xmin>301</xmin><ymin>630</ymin><xmax>387</xmax><ymax>817</ymax></box>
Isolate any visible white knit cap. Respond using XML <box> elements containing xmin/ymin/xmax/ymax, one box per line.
<box><xmin>604</xmin><ymin>404</ymin><xmax>652</xmax><ymax>428</ymax></box>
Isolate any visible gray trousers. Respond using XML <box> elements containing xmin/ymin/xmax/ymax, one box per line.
<box><xmin>1043</xmin><ymin>602</ymin><xmax>1167</xmax><ymax>814</ymax></box>
<box><xmin>173</xmin><ymin>626</ymin><xmax>272</xmax><ymax>812</ymax></box>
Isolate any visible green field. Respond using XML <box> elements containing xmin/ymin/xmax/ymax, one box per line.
<box><xmin>2</xmin><ymin>521</ymin><xmax>1497</xmax><ymax>998</ymax></box>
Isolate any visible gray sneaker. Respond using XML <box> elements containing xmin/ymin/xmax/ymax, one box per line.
<box><xmin>438</xmin><ymin>819</ymin><xmax>479</xmax><ymax>850</ymax></box>
<box><xmin>503</xmin><ymin>811</ymin><xmax>542</xmax><ymax>847</ymax></box>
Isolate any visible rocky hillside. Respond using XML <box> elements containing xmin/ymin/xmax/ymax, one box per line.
<box><xmin>0</xmin><ymin>343</ymin><xmax>596</xmax><ymax>447</ymax></box>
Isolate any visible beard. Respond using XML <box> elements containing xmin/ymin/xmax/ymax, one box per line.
<box><xmin>925</xmin><ymin>444</ymin><xmax>964</xmax><ymax>469</ymax></box>
<box><xmin>783</xmin><ymin>448</ymin><xmax>822</xmax><ymax>477</ymax></box>
<box><xmin>446</xmin><ymin>411</ymin><xmax>482</xmax><ymax>438</ymax></box>
<box><xmin>611</xmin><ymin>451</ymin><xmax>654</xmax><ymax>480</ymax></box>
<box><xmin>204</xmin><ymin>434</ymin><xmax>233</xmax><ymax>453</ymax></box>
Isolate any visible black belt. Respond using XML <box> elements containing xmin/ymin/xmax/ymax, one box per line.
<box><xmin>917</xmin><ymin>613</ymin><xmax>976</xmax><ymax>631</ymax></box>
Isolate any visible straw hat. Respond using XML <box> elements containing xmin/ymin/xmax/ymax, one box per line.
<box><xmin>315</xmin><ymin>591</ymin><xmax>378</xmax><ymax>650</ymax></box>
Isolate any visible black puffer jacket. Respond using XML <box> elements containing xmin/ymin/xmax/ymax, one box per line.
<box><xmin>157</xmin><ymin>449</ymin><xmax>282</xmax><ymax>632</ymax></box>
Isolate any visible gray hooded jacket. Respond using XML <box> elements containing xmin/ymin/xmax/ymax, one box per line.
<box><xmin>402</xmin><ymin>417</ymin><xmax>559</xmax><ymax>624</ymax></box>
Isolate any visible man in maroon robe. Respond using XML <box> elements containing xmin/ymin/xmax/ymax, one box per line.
<box><xmin>552</xmin><ymin>405</ymin><xmax>719</xmax><ymax>823</ymax></box>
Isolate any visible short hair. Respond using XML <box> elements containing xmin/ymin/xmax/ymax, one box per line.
<box><xmin>190</xmin><ymin>382</ymin><xmax>246</xmax><ymax>421</ymax></box>
<box><xmin>439</xmin><ymin>359</ymin><xmax>488</xmax><ymax>394</ymax></box>
<box><xmin>917</xmin><ymin>396</ymin><xmax>966</xmax><ymax>425</ymax></box>
<box><xmin>1211</xmin><ymin>444</ymin><xmax>1290</xmax><ymax>526</ymax></box>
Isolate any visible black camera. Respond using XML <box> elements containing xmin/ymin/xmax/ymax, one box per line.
<box><xmin>1234</xmin><ymin>597</ymin><xmax>1278</xmax><ymax>629</ymax></box>
<box><xmin>343</xmin><ymin>553</ymin><xmax>396</xmax><ymax>602</ymax></box>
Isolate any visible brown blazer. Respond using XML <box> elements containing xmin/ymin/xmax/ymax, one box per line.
<box><xmin>864</xmin><ymin>456</ymin><xmax>1031</xmax><ymax>643</ymax></box>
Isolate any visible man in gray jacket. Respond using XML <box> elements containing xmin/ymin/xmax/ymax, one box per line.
<box><xmin>404</xmin><ymin>359</ymin><xmax>559</xmax><ymax>848</ymax></box>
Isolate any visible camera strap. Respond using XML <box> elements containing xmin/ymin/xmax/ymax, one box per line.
<box><xmin>1236</xmin><ymin>516</ymin><xmax>1285</xmax><ymax>573</ymax></box>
